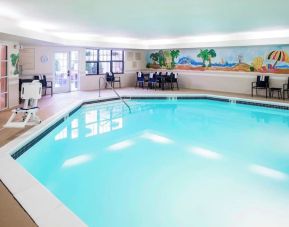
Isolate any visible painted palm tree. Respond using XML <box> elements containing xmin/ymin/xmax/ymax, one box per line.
<box><xmin>197</xmin><ymin>49</ymin><xmax>216</xmax><ymax>67</ymax></box>
<box><xmin>197</xmin><ymin>49</ymin><xmax>209</xmax><ymax>67</ymax></box>
<box><xmin>170</xmin><ymin>50</ymin><xmax>180</xmax><ymax>67</ymax></box>
<box><xmin>150</xmin><ymin>52</ymin><xmax>159</xmax><ymax>64</ymax></box>
<box><xmin>208</xmin><ymin>49</ymin><xmax>216</xmax><ymax>67</ymax></box>
<box><xmin>158</xmin><ymin>50</ymin><xmax>166</xmax><ymax>67</ymax></box>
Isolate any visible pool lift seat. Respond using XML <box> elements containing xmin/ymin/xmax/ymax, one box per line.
<box><xmin>4</xmin><ymin>81</ymin><xmax>42</xmax><ymax>128</ymax></box>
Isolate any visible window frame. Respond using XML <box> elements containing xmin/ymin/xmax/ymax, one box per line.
<box><xmin>85</xmin><ymin>49</ymin><xmax>124</xmax><ymax>76</ymax></box>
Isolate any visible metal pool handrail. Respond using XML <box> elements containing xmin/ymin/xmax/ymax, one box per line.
<box><xmin>98</xmin><ymin>77</ymin><xmax>132</xmax><ymax>113</ymax></box>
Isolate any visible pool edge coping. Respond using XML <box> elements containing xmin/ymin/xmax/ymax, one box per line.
<box><xmin>1</xmin><ymin>93</ymin><xmax>289</xmax><ymax>226</ymax></box>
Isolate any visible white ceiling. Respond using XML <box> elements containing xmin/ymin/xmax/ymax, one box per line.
<box><xmin>1</xmin><ymin>0</ymin><xmax>289</xmax><ymax>48</ymax></box>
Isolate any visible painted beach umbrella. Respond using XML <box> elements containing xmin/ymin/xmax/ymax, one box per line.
<box><xmin>267</xmin><ymin>50</ymin><xmax>289</xmax><ymax>68</ymax></box>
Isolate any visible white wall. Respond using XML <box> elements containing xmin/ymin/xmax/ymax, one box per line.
<box><xmin>141</xmin><ymin>69</ymin><xmax>288</xmax><ymax>95</ymax></box>
<box><xmin>20</xmin><ymin>46</ymin><xmax>146</xmax><ymax>91</ymax></box>
<box><xmin>179</xmin><ymin>71</ymin><xmax>288</xmax><ymax>95</ymax></box>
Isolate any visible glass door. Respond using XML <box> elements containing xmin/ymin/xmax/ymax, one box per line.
<box><xmin>54</xmin><ymin>51</ymin><xmax>79</xmax><ymax>93</ymax></box>
<box><xmin>0</xmin><ymin>45</ymin><xmax>8</xmax><ymax>111</ymax></box>
<box><xmin>69</xmin><ymin>51</ymin><xmax>79</xmax><ymax>92</ymax></box>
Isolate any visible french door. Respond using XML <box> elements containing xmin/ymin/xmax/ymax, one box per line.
<box><xmin>0</xmin><ymin>45</ymin><xmax>8</xmax><ymax>111</ymax></box>
<box><xmin>54</xmin><ymin>51</ymin><xmax>79</xmax><ymax>93</ymax></box>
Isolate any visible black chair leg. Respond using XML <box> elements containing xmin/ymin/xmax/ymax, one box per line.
<box><xmin>251</xmin><ymin>86</ymin><xmax>253</xmax><ymax>97</ymax></box>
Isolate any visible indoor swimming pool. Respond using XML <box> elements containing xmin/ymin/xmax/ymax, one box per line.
<box><xmin>16</xmin><ymin>98</ymin><xmax>289</xmax><ymax>227</ymax></box>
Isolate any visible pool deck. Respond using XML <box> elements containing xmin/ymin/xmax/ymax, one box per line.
<box><xmin>1</xmin><ymin>87</ymin><xmax>289</xmax><ymax>227</ymax></box>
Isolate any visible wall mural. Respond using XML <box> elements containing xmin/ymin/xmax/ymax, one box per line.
<box><xmin>146</xmin><ymin>45</ymin><xmax>289</xmax><ymax>74</ymax></box>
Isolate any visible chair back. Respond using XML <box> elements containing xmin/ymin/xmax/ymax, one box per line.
<box><xmin>256</xmin><ymin>75</ymin><xmax>269</xmax><ymax>87</ymax></box>
<box><xmin>149</xmin><ymin>72</ymin><xmax>156</xmax><ymax>82</ymax></box>
<box><xmin>21</xmin><ymin>81</ymin><xmax>42</xmax><ymax>100</ymax></box>
<box><xmin>19</xmin><ymin>79</ymin><xmax>33</xmax><ymax>91</ymax></box>
<box><xmin>106</xmin><ymin>72</ymin><xmax>114</xmax><ymax>81</ymax></box>
<box><xmin>33</xmin><ymin>75</ymin><xmax>47</xmax><ymax>87</ymax></box>
<box><xmin>136</xmin><ymin>72</ymin><xmax>144</xmax><ymax>82</ymax></box>
<box><xmin>172</xmin><ymin>73</ymin><xmax>178</xmax><ymax>82</ymax></box>
<box><xmin>42</xmin><ymin>75</ymin><xmax>47</xmax><ymax>87</ymax></box>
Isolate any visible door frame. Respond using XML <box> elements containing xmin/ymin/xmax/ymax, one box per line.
<box><xmin>53</xmin><ymin>50</ymin><xmax>80</xmax><ymax>94</ymax></box>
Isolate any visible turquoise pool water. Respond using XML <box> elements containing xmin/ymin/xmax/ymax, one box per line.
<box><xmin>18</xmin><ymin>99</ymin><xmax>289</xmax><ymax>227</ymax></box>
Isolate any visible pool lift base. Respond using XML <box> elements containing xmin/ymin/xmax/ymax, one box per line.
<box><xmin>4</xmin><ymin>81</ymin><xmax>42</xmax><ymax>128</ymax></box>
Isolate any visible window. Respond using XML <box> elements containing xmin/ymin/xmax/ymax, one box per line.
<box><xmin>99</xmin><ymin>50</ymin><xmax>111</xmax><ymax>61</ymax></box>
<box><xmin>85</xmin><ymin>49</ymin><xmax>98</xmax><ymax>75</ymax></box>
<box><xmin>85</xmin><ymin>49</ymin><xmax>124</xmax><ymax>75</ymax></box>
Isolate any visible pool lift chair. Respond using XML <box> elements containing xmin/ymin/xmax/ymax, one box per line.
<box><xmin>4</xmin><ymin>81</ymin><xmax>42</xmax><ymax>128</ymax></box>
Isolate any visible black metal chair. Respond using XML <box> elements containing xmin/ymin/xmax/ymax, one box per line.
<box><xmin>156</xmin><ymin>72</ymin><xmax>162</xmax><ymax>84</ymax></box>
<box><xmin>251</xmin><ymin>75</ymin><xmax>270</xmax><ymax>98</ymax></box>
<box><xmin>147</xmin><ymin>72</ymin><xmax>157</xmax><ymax>90</ymax></box>
<box><xmin>105</xmin><ymin>72</ymin><xmax>121</xmax><ymax>88</ymax></box>
<box><xmin>158</xmin><ymin>72</ymin><xmax>167</xmax><ymax>90</ymax></box>
<box><xmin>171</xmin><ymin>73</ymin><xmax>179</xmax><ymax>90</ymax></box>
<box><xmin>283</xmin><ymin>77</ymin><xmax>289</xmax><ymax>100</ymax></box>
<box><xmin>163</xmin><ymin>72</ymin><xmax>171</xmax><ymax>89</ymax></box>
<box><xmin>33</xmin><ymin>75</ymin><xmax>53</xmax><ymax>96</ymax></box>
<box><xmin>135</xmin><ymin>72</ymin><xmax>145</xmax><ymax>88</ymax></box>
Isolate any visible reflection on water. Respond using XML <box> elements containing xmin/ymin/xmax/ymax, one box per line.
<box><xmin>62</xmin><ymin>154</ymin><xmax>92</xmax><ymax>168</ymax></box>
<box><xmin>54</xmin><ymin>104</ymin><xmax>124</xmax><ymax>141</ymax></box>
<box><xmin>55</xmin><ymin>127</ymin><xmax>67</xmax><ymax>141</ymax></box>
<box><xmin>141</xmin><ymin>131</ymin><xmax>173</xmax><ymax>144</ymax></box>
<box><xmin>189</xmin><ymin>146</ymin><xmax>223</xmax><ymax>160</ymax></box>
<box><xmin>249</xmin><ymin>164</ymin><xmax>288</xmax><ymax>181</ymax></box>
<box><xmin>107</xmin><ymin>139</ymin><xmax>134</xmax><ymax>152</ymax></box>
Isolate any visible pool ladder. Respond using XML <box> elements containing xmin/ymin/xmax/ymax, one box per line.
<box><xmin>98</xmin><ymin>77</ymin><xmax>132</xmax><ymax>113</ymax></box>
